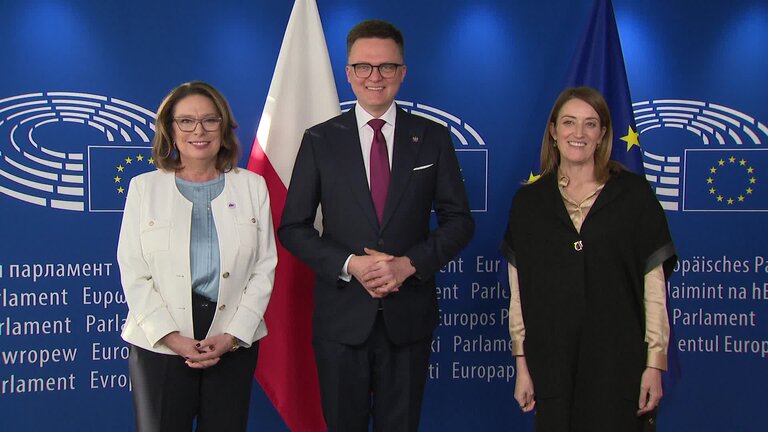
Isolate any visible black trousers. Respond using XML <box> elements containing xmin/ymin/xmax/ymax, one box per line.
<box><xmin>128</xmin><ymin>294</ymin><xmax>259</xmax><ymax>432</ymax></box>
<box><xmin>535</xmin><ymin>396</ymin><xmax>654</xmax><ymax>432</ymax></box>
<box><xmin>313</xmin><ymin>311</ymin><xmax>432</xmax><ymax>432</ymax></box>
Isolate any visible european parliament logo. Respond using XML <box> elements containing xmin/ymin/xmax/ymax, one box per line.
<box><xmin>0</xmin><ymin>92</ymin><xmax>156</xmax><ymax>212</ymax></box>
<box><xmin>342</xmin><ymin>100</ymin><xmax>488</xmax><ymax>213</ymax></box>
<box><xmin>634</xmin><ymin>99</ymin><xmax>768</xmax><ymax>212</ymax></box>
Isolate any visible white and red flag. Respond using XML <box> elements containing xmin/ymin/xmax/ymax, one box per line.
<box><xmin>246</xmin><ymin>0</ymin><xmax>339</xmax><ymax>430</ymax></box>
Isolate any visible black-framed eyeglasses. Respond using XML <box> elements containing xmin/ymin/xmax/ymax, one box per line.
<box><xmin>173</xmin><ymin>117</ymin><xmax>223</xmax><ymax>132</ymax></box>
<box><xmin>348</xmin><ymin>63</ymin><xmax>404</xmax><ymax>79</ymax></box>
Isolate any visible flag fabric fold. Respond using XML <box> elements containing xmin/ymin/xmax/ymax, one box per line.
<box><xmin>246</xmin><ymin>1</ymin><xmax>340</xmax><ymax>430</ymax></box>
<box><xmin>564</xmin><ymin>0</ymin><xmax>643</xmax><ymax>173</ymax></box>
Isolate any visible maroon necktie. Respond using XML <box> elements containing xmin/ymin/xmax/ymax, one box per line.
<box><xmin>368</xmin><ymin>118</ymin><xmax>390</xmax><ymax>224</ymax></box>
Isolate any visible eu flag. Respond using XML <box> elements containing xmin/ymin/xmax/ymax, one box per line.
<box><xmin>684</xmin><ymin>149</ymin><xmax>768</xmax><ymax>211</ymax></box>
<box><xmin>564</xmin><ymin>0</ymin><xmax>644</xmax><ymax>174</ymax></box>
<box><xmin>88</xmin><ymin>145</ymin><xmax>155</xmax><ymax>212</ymax></box>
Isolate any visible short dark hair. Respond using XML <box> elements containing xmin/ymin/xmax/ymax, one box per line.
<box><xmin>346</xmin><ymin>20</ymin><xmax>405</xmax><ymax>60</ymax></box>
<box><xmin>152</xmin><ymin>81</ymin><xmax>240</xmax><ymax>172</ymax></box>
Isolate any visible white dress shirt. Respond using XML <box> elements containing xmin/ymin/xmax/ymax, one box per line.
<box><xmin>341</xmin><ymin>102</ymin><xmax>398</xmax><ymax>279</ymax></box>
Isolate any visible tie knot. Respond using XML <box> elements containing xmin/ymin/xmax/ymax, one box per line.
<box><xmin>368</xmin><ymin>118</ymin><xmax>386</xmax><ymax>132</ymax></box>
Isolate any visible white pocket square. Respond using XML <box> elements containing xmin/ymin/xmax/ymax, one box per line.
<box><xmin>413</xmin><ymin>164</ymin><xmax>434</xmax><ymax>171</ymax></box>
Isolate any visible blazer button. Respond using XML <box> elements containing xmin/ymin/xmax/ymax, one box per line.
<box><xmin>250</xmin><ymin>217</ymin><xmax>256</xmax><ymax>223</ymax></box>
<box><xmin>218</xmin><ymin>304</ymin><xmax>226</xmax><ymax>311</ymax></box>
<box><xmin>148</xmin><ymin>220</ymin><xmax>154</xmax><ymax>226</ymax></box>
<box><xmin>222</xmin><ymin>272</ymin><xmax>230</xmax><ymax>278</ymax></box>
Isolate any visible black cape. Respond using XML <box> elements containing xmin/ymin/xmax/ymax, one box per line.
<box><xmin>501</xmin><ymin>170</ymin><xmax>676</xmax><ymax>401</ymax></box>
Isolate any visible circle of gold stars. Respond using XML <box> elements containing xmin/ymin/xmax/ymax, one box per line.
<box><xmin>115</xmin><ymin>153</ymin><xmax>155</xmax><ymax>194</ymax></box>
<box><xmin>705</xmin><ymin>155</ymin><xmax>756</xmax><ymax>205</ymax></box>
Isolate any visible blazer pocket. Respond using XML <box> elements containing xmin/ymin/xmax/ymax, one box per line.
<box><xmin>409</xmin><ymin>162</ymin><xmax>437</xmax><ymax>193</ymax></box>
<box><xmin>140</xmin><ymin>219</ymin><xmax>170</xmax><ymax>254</ymax></box>
<box><xmin>236</xmin><ymin>216</ymin><xmax>260</xmax><ymax>249</ymax></box>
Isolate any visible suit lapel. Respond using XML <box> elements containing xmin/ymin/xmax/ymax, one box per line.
<box><xmin>381</xmin><ymin>107</ymin><xmax>422</xmax><ymax>229</ymax></box>
<box><xmin>334</xmin><ymin>108</ymin><xmax>381</xmax><ymax>231</ymax></box>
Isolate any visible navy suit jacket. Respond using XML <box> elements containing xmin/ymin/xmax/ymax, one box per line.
<box><xmin>278</xmin><ymin>105</ymin><xmax>474</xmax><ymax>345</ymax></box>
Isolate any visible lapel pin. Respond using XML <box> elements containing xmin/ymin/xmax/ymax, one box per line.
<box><xmin>412</xmin><ymin>136</ymin><xmax>419</xmax><ymax>143</ymax></box>
<box><xmin>228</xmin><ymin>202</ymin><xmax>236</xmax><ymax>209</ymax></box>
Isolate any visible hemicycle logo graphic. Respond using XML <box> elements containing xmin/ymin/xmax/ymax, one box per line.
<box><xmin>0</xmin><ymin>92</ymin><xmax>156</xmax><ymax>212</ymax></box>
<box><xmin>342</xmin><ymin>100</ymin><xmax>488</xmax><ymax>212</ymax></box>
<box><xmin>634</xmin><ymin>99</ymin><xmax>768</xmax><ymax>212</ymax></box>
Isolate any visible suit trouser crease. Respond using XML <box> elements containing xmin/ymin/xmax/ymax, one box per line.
<box><xmin>313</xmin><ymin>311</ymin><xmax>431</xmax><ymax>432</ymax></box>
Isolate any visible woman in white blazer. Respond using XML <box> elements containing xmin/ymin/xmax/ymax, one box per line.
<box><xmin>117</xmin><ymin>81</ymin><xmax>276</xmax><ymax>432</ymax></box>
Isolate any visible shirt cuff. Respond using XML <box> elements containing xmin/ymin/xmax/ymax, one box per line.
<box><xmin>511</xmin><ymin>340</ymin><xmax>525</xmax><ymax>356</ymax></box>
<box><xmin>339</xmin><ymin>254</ymin><xmax>353</xmax><ymax>282</ymax></box>
<box><xmin>647</xmin><ymin>351</ymin><xmax>668</xmax><ymax>371</ymax></box>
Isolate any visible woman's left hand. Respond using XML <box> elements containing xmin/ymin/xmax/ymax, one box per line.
<box><xmin>637</xmin><ymin>367</ymin><xmax>663</xmax><ymax>416</ymax></box>
<box><xmin>185</xmin><ymin>333</ymin><xmax>237</xmax><ymax>369</ymax></box>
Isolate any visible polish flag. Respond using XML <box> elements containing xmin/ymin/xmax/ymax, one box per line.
<box><xmin>246</xmin><ymin>0</ymin><xmax>339</xmax><ymax>430</ymax></box>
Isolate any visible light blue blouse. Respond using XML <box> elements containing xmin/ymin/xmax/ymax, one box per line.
<box><xmin>175</xmin><ymin>174</ymin><xmax>225</xmax><ymax>302</ymax></box>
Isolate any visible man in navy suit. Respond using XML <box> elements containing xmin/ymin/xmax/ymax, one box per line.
<box><xmin>278</xmin><ymin>20</ymin><xmax>474</xmax><ymax>431</ymax></box>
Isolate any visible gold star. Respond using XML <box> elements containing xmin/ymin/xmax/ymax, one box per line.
<box><xmin>729</xmin><ymin>156</ymin><xmax>736</xmax><ymax>163</ymax></box>
<box><xmin>738</xmin><ymin>195</ymin><xmax>745</xmax><ymax>202</ymax></box>
<box><xmin>717</xmin><ymin>195</ymin><xmax>724</xmax><ymax>202</ymax></box>
<box><xmin>620</xmin><ymin>126</ymin><xmax>640</xmax><ymax>152</ymax></box>
<box><xmin>527</xmin><ymin>171</ymin><xmax>541</xmax><ymax>183</ymax></box>
<box><xmin>148</xmin><ymin>157</ymin><xmax>155</xmax><ymax>165</ymax></box>
<box><xmin>125</xmin><ymin>157</ymin><xmax>133</xmax><ymax>164</ymax></box>
<box><xmin>117</xmin><ymin>165</ymin><xmax>124</xmax><ymax>172</ymax></box>
<box><xmin>740</xmin><ymin>159</ymin><xmax>747</xmax><ymax>166</ymax></box>
<box><xmin>747</xmin><ymin>167</ymin><xmax>754</xmax><ymax>174</ymax></box>
<box><xmin>718</xmin><ymin>159</ymin><xmax>725</xmax><ymax>166</ymax></box>
<box><xmin>746</xmin><ymin>187</ymin><xmax>753</xmax><ymax>194</ymax></box>
<box><xmin>117</xmin><ymin>186</ymin><xmax>125</xmax><ymax>194</ymax></box>
<box><xmin>709</xmin><ymin>167</ymin><xmax>717</xmax><ymax>174</ymax></box>
<box><xmin>113</xmin><ymin>175</ymin><xmax>121</xmax><ymax>183</ymax></box>
<box><xmin>707</xmin><ymin>177</ymin><xmax>714</xmax><ymax>184</ymax></box>
<box><xmin>727</xmin><ymin>197</ymin><xmax>734</xmax><ymax>205</ymax></box>
<box><xmin>750</xmin><ymin>177</ymin><xmax>757</xmax><ymax>184</ymax></box>
<box><xmin>709</xmin><ymin>187</ymin><xmax>716</xmax><ymax>194</ymax></box>
<box><xmin>136</xmin><ymin>154</ymin><xmax>144</xmax><ymax>161</ymax></box>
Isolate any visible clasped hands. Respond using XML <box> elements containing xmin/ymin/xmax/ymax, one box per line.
<box><xmin>160</xmin><ymin>332</ymin><xmax>237</xmax><ymax>369</ymax></box>
<box><xmin>348</xmin><ymin>248</ymin><xmax>416</xmax><ymax>298</ymax></box>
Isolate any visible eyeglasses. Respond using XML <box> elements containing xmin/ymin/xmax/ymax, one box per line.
<box><xmin>173</xmin><ymin>117</ymin><xmax>223</xmax><ymax>132</ymax></box>
<box><xmin>348</xmin><ymin>63</ymin><xmax>404</xmax><ymax>79</ymax></box>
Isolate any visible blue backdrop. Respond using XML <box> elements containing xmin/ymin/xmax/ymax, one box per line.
<box><xmin>1</xmin><ymin>1</ymin><xmax>766</xmax><ymax>431</ymax></box>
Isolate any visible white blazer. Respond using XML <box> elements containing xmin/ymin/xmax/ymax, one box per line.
<box><xmin>117</xmin><ymin>168</ymin><xmax>276</xmax><ymax>354</ymax></box>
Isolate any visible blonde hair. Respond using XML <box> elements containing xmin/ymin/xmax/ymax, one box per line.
<box><xmin>539</xmin><ymin>86</ymin><xmax>622</xmax><ymax>183</ymax></box>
